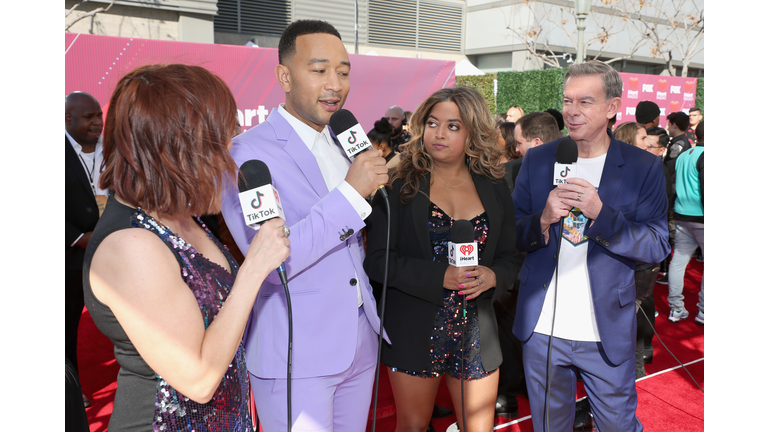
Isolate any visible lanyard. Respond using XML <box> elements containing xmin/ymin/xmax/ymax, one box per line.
<box><xmin>77</xmin><ymin>151</ymin><xmax>97</xmax><ymax>195</ymax></box>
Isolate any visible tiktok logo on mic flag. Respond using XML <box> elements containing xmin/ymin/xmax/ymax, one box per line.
<box><xmin>251</xmin><ymin>191</ymin><xmax>265</xmax><ymax>209</ymax></box>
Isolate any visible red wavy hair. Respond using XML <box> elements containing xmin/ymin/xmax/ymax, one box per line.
<box><xmin>100</xmin><ymin>64</ymin><xmax>239</xmax><ymax>218</ymax></box>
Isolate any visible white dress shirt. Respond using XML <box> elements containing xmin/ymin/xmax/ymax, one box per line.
<box><xmin>66</xmin><ymin>129</ymin><xmax>108</xmax><ymax>247</ymax></box>
<box><xmin>278</xmin><ymin>105</ymin><xmax>370</xmax><ymax>306</ymax></box>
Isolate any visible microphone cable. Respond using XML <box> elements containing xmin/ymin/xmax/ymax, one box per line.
<box><xmin>371</xmin><ymin>186</ymin><xmax>390</xmax><ymax>432</ymax></box>
<box><xmin>460</xmin><ymin>292</ymin><xmax>467</xmax><ymax>432</ymax></box>
<box><xmin>637</xmin><ymin>302</ymin><xmax>704</xmax><ymax>393</ymax></box>
<box><xmin>277</xmin><ymin>269</ymin><xmax>293</xmax><ymax>432</ymax></box>
<box><xmin>544</xmin><ymin>136</ymin><xmax>578</xmax><ymax>430</ymax></box>
<box><xmin>545</xmin><ymin>215</ymin><xmax>567</xmax><ymax>432</ymax></box>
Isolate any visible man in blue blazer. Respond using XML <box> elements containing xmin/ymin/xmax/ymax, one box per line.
<box><xmin>511</xmin><ymin>61</ymin><xmax>670</xmax><ymax>431</ymax></box>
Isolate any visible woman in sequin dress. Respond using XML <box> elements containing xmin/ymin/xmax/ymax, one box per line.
<box><xmin>364</xmin><ymin>87</ymin><xmax>524</xmax><ymax>432</ymax></box>
<box><xmin>82</xmin><ymin>64</ymin><xmax>291</xmax><ymax>431</ymax></box>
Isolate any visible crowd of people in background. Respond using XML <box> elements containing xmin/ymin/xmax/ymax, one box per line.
<box><xmin>66</xmin><ymin>18</ymin><xmax>703</xmax><ymax>432</ymax></box>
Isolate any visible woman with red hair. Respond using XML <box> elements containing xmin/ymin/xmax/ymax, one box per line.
<box><xmin>83</xmin><ymin>64</ymin><xmax>290</xmax><ymax>431</ymax></box>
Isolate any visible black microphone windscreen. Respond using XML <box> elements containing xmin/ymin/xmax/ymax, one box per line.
<box><xmin>556</xmin><ymin>138</ymin><xmax>579</xmax><ymax>164</ymax></box>
<box><xmin>329</xmin><ymin>109</ymin><xmax>358</xmax><ymax>136</ymax></box>
<box><xmin>238</xmin><ymin>160</ymin><xmax>272</xmax><ymax>193</ymax></box>
<box><xmin>451</xmin><ymin>220</ymin><xmax>475</xmax><ymax>244</ymax></box>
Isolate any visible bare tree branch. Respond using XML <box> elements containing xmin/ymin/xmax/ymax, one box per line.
<box><xmin>503</xmin><ymin>0</ymin><xmax>703</xmax><ymax>76</ymax></box>
<box><xmin>499</xmin><ymin>3</ymin><xmax>563</xmax><ymax>68</ymax></box>
<box><xmin>612</xmin><ymin>0</ymin><xmax>704</xmax><ymax>76</ymax></box>
<box><xmin>504</xmin><ymin>1</ymin><xmax>636</xmax><ymax>69</ymax></box>
<box><xmin>65</xmin><ymin>2</ymin><xmax>88</xmax><ymax>19</ymax></box>
<box><xmin>65</xmin><ymin>0</ymin><xmax>117</xmax><ymax>31</ymax></box>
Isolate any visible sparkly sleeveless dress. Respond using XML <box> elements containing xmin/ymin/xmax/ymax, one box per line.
<box><xmin>391</xmin><ymin>202</ymin><xmax>492</xmax><ymax>380</ymax></box>
<box><xmin>83</xmin><ymin>196</ymin><xmax>252</xmax><ymax>431</ymax></box>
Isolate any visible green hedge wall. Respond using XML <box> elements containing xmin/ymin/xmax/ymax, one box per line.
<box><xmin>496</xmin><ymin>68</ymin><xmax>567</xmax><ymax>115</ymax></box>
<box><xmin>496</xmin><ymin>68</ymin><xmax>705</xmax><ymax>117</ymax></box>
<box><xmin>695</xmin><ymin>77</ymin><xmax>704</xmax><ymax>115</ymax></box>
<box><xmin>455</xmin><ymin>74</ymin><xmax>497</xmax><ymax>116</ymax></box>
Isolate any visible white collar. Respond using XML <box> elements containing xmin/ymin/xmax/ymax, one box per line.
<box><xmin>278</xmin><ymin>104</ymin><xmax>335</xmax><ymax>151</ymax></box>
<box><xmin>66</xmin><ymin>129</ymin><xmax>103</xmax><ymax>154</ymax></box>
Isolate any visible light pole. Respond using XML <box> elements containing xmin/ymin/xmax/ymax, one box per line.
<box><xmin>575</xmin><ymin>0</ymin><xmax>591</xmax><ymax>64</ymax></box>
<box><xmin>354</xmin><ymin>0</ymin><xmax>359</xmax><ymax>54</ymax></box>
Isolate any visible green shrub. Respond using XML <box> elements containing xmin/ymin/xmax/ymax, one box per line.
<box><xmin>455</xmin><ymin>74</ymin><xmax>497</xmax><ymax>116</ymax></box>
<box><xmin>695</xmin><ymin>77</ymin><xmax>704</xmax><ymax>115</ymax></box>
<box><xmin>497</xmin><ymin>68</ymin><xmax>566</xmax><ymax>115</ymax></box>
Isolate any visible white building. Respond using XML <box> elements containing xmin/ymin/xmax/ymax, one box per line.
<box><xmin>65</xmin><ymin>0</ymin><xmax>704</xmax><ymax>76</ymax></box>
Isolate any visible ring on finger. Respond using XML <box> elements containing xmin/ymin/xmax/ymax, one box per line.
<box><xmin>577</xmin><ymin>192</ymin><xmax>582</xmax><ymax>201</ymax></box>
<box><xmin>279</xmin><ymin>225</ymin><xmax>291</xmax><ymax>238</ymax></box>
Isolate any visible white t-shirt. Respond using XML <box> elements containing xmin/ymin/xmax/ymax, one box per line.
<box><xmin>534</xmin><ymin>153</ymin><xmax>607</xmax><ymax>341</ymax></box>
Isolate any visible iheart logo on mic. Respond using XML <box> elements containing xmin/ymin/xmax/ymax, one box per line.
<box><xmin>460</xmin><ymin>244</ymin><xmax>474</xmax><ymax>256</ymax></box>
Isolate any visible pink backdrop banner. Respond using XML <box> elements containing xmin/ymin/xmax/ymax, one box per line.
<box><xmin>617</xmin><ymin>72</ymin><xmax>698</xmax><ymax>129</ymax></box>
<box><xmin>65</xmin><ymin>33</ymin><xmax>455</xmax><ymax>132</ymax></box>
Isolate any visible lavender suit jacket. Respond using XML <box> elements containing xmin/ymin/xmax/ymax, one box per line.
<box><xmin>220</xmin><ymin>108</ymin><xmax>385</xmax><ymax>379</ymax></box>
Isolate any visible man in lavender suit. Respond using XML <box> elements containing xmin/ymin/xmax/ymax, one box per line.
<box><xmin>220</xmin><ymin>20</ymin><xmax>389</xmax><ymax>432</ymax></box>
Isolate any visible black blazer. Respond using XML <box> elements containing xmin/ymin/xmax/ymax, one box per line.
<box><xmin>65</xmin><ymin>136</ymin><xmax>101</xmax><ymax>272</ymax></box>
<box><xmin>364</xmin><ymin>172</ymin><xmax>523</xmax><ymax>373</ymax></box>
<box><xmin>502</xmin><ymin>158</ymin><xmax>523</xmax><ymax>194</ymax></box>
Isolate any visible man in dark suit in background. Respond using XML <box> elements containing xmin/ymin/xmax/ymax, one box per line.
<box><xmin>385</xmin><ymin>105</ymin><xmax>411</xmax><ymax>153</ymax></box>
<box><xmin>495</xmin><ymin>110</ymin><xmax>564</xmax><ymax>422</ymax></box>
<box><xmin>65</xmin><ymin>92</ymin><xmax>106</xmax><ymax>407</ymax></box>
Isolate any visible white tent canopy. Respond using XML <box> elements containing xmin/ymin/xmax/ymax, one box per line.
<box><xmin>455</xmin><ymin>59</ymin><xmax>485</xmax><ymax>76</ymax></box>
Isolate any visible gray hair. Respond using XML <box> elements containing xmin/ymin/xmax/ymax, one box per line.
<box><xmin>564</xmin><ymin>60</ymin><xmax>623</xmax><ymax>100</ymax></box>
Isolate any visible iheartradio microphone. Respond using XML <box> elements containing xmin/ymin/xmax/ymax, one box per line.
<box><xmin>329</xmin><ymin>109</ymin><xmax>375</xmax><ymax>161</ymax></box>
<box><xmin>553</xmin><ymin>137</ymin><xmax>579</xmax><ymax>185</ymax></box>
<box><xmin>237</xmin><ymin>160</ymin><xmax>288</xmax><ymax>282</ymax></box>
<box><xmin>448</xmin><ymin>220</ymin><xmax>478</xmax><ymax>267</ymax></box>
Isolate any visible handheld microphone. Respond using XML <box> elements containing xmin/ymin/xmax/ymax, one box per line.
<box><xmin>450</xmin><ymin>219</ymin><xmax>476</xmax><ymax>432</ymax></box>
<box><xmin>546</xmin><ymin>137</ymin><xmax>579</xmax><ymax>432</ymax></box>
<box><xmin>329</xmin><ymin>109</ymin><xmax>388</xmax><ymax>198</ymax></box>
<box><xmin>553</xmin><ymin>137</ymin><xmax>579</xmax><ymax>185</ymax></box>
<box><xmin>329</xmin><ymin>109</ymin><xmax>375</xmax><ymax>160</ymax></box>
<box><xmin>237</xmin><ymin>159</ymin><xmax>293</xmax><ymax>432</ymax></box>
<box><xmin>237</xmin><ymin>159</ymin><xmax>288</xmax><ymax>284</ymax></box>
<box><xmin>448</xmin><ymin>220</ymin><xmax>478</xmax><ymax>267</ymax></box>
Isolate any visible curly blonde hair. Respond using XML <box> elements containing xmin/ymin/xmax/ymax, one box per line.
<box><xmin>391</xmin><ymin>87</ymin><xmax>504</xmax><ymax>203</ymax></box>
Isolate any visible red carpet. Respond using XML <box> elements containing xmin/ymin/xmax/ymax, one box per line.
<box><xmin>79</xmin><ymin>259</ymin><xmax>704</xmax><ymax>431</ymax></box>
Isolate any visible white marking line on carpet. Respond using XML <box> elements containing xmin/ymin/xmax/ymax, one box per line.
<box><xmin>491</xmin><ymin>358</ymin><xmax>704</xmax><ymax>430</ymax></box>
<box><xmin>494</xmin><ymin>415</ymin><xmax>530</xmax><ymax>430</ymax></box>
<box><xmin>636</xmin><ymin>357</ymin><xmax>704</xmax><ymax>382</ymax></box>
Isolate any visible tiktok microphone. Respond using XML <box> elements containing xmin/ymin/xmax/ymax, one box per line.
<box><xmin>237</xmin><ymin>160</ymin><xmax>286</xmax><ymax>227</ymax></box>
<box><xmin>329</xmin><ymin>108</ymin><xmax>388</xmax><ymax>198</ymax></box>
<box><xmin>329</xmin><ymin>109</ymin><xmax>375</xmax><ymax>161</ymax></box>
<box><xmin>237</xmin><ymin>159</ymin><xmax>288</xmax><ymax>282</ymax></box>
<box><xmin>448</xmin><ymin>220</ymin><xmax>478</xmax><ymax>267</ymax></box>
<box><xmin>553</xmin><ymin>137</ymin><xmax>579</xmax><ymax>186</ymax></box>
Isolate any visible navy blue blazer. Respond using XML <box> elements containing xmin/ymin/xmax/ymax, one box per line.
<box><xmin>511</xmin><ymin>134</ymin><xmax>670</xmax><ymax>365</ymax></box>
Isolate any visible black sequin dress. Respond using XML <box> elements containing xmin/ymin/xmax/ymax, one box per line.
<box><xmin>391</xmin><ymin>202</ymin><xmax>492</xmax><ymax>380</ymax></box>
<box><xmin>83</xmin><ymin>196</ymin><xmax>253</xmax><ymax>431</ymax></box>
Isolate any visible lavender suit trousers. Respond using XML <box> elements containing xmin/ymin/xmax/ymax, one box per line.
<box><xmin>251</xmin><ymin>307</ymin><xmax>378</xmax><ymax>432</ymax></box>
